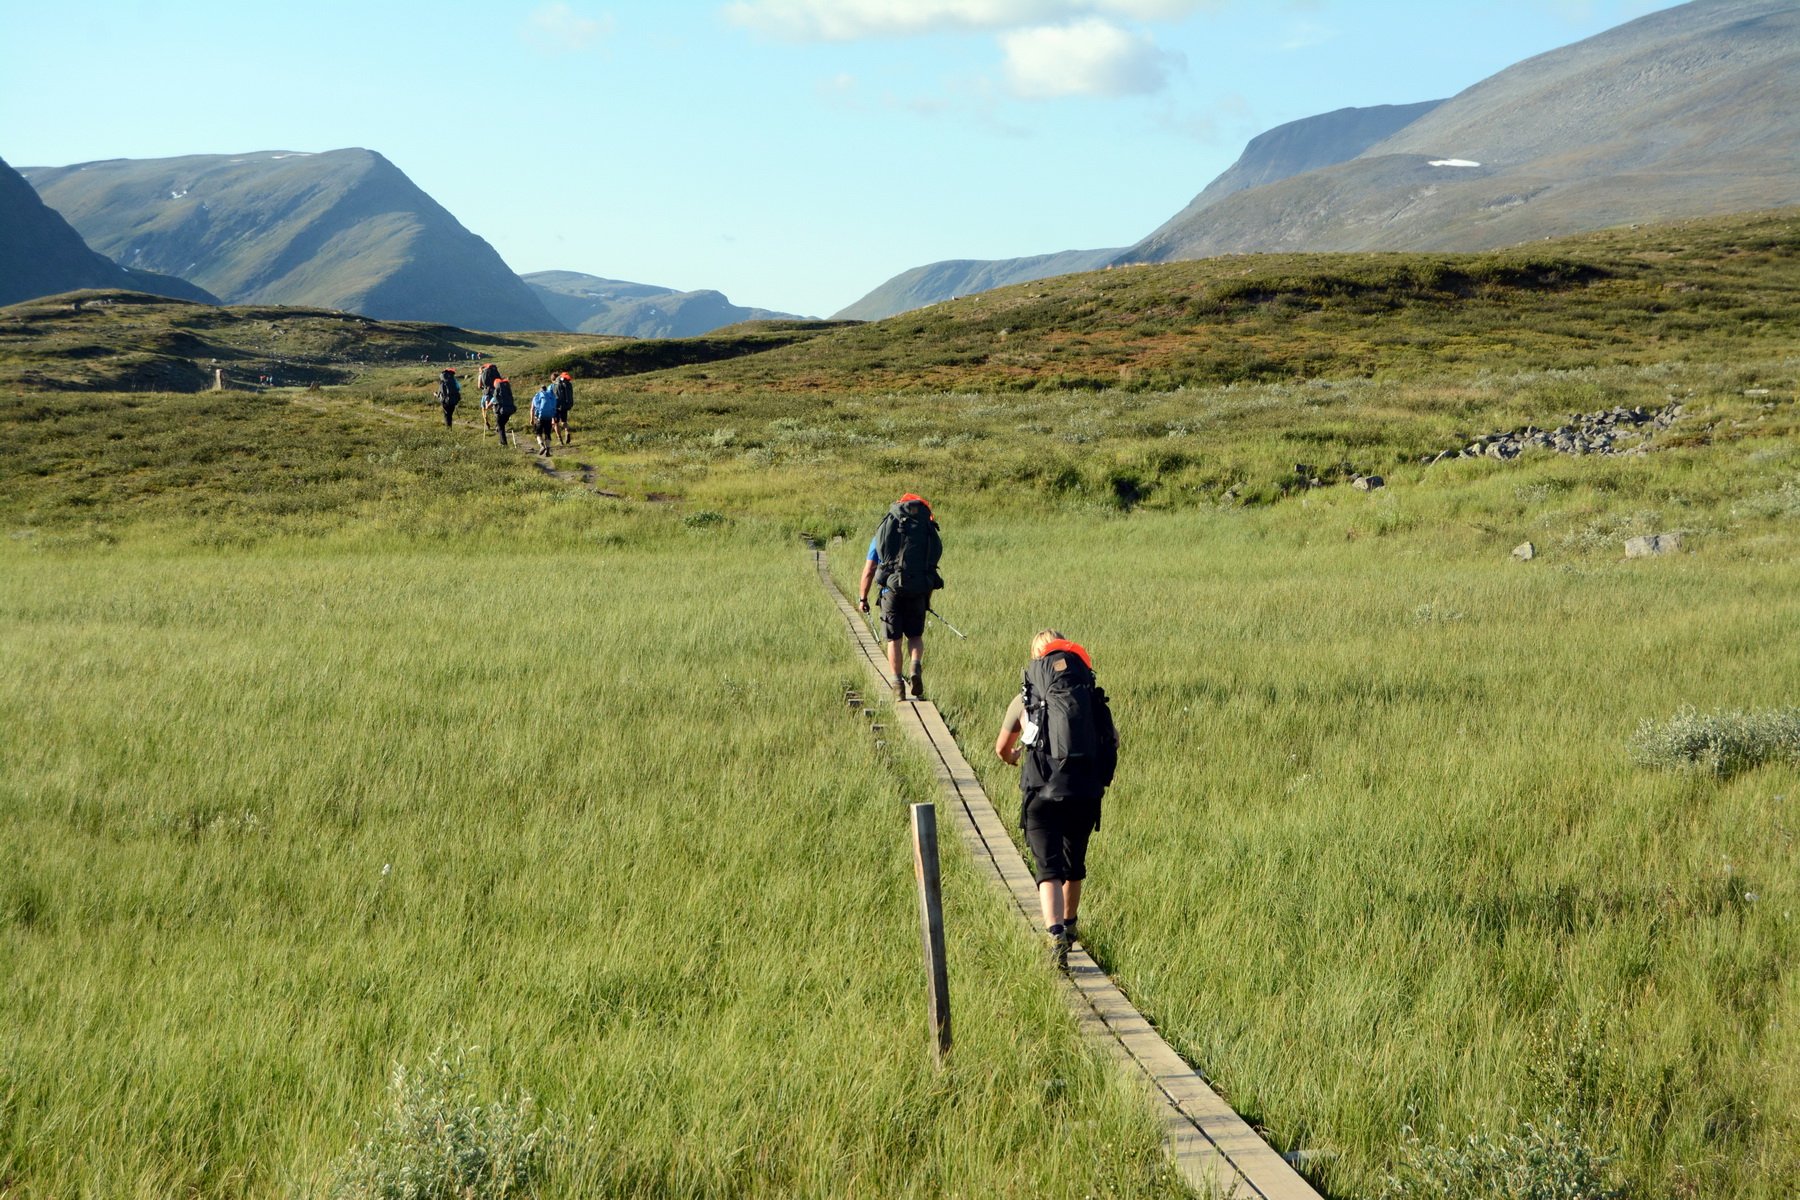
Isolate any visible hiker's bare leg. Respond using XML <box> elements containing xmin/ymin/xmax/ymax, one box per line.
<box><xmin>1038</xmin><ymin>879</ymin><xmax>1065</xmax><ymax>929</ymax></box>
<box><xmin>1063</xmin><ymin>879</ymin><xmax>1082</xmax><ymax>923</ymax></box>
<box><xmin>887</xmin><ymin>639</ymin><xmax>904</xmax><ymax>678</ymax></box>
<box><xmin>906</xmin><ymin>634</ymin><xmax>924</xmax><ymax>671</ymax></box>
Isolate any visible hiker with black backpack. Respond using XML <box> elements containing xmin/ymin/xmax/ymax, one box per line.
<box><xmin>491</xmin><ymin>376</ymin><xmax>516</xmax><ymax>445</ymax></box>
<box><xmin>995</xmin><ymin>630</ymin><xmax>1119</xmax><ymax>969</ymax></box>
<box><xmin>552</xmin><ymin>371</ymin><xmax>575</xmax><ymax>445</ymax></box>
<box><xmin>435</xmin><ymin>368</ymin><xmax>461</xmax><ymax>428</ymax></box>
<box><xmin>857</xmin><ymin>492</ymin><xmax>943</xmax><ymax>700</ymax></box>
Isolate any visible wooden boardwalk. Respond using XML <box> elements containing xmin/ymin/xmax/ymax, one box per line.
<box><xmin>815</xmin><ymin>547</ymin><xmax>1322</xmax><ymax>1200</ymax></box>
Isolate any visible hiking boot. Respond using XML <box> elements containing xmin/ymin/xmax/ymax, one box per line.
<box><xmin>909</xmin><ymin>668</ymin><xmax>925</xmax><ymax>701</ymax></box>
<box><xmin>893</xmin><ymin>675</ymin><xmax>908</xmax><ymax>700</ymax></box>
<box><xmin>1050</xmin><ymin>926</ymin><xmax>1072</xmax><ymax>970</ymax></box>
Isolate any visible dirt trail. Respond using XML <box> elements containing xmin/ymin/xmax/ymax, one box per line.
<box><xmin>287</xmin><ymin>390</ymin><xmax>666</xmax><ymax>502</ymax></box>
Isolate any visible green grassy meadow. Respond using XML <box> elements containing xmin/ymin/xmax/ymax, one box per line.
<box><xmin>3</xmin><ymin>210</ymin><xmax>1799</xmax><ymax>1198</ymax></box>
<box><xmin>0</xmin><ymin>530</ymin><xmax>1182</xmax><ymax>1199</ymax></box>
<box><xmin>867</xmin><ymin>502</ymin><xmax>1800</xmax><ymax>1198</ymax></box>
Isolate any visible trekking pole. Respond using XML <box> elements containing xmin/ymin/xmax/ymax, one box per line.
<box><xmin>927</xmin><ymin>607</ymin><xmax>967</xmax><ymax>639</ymax></box>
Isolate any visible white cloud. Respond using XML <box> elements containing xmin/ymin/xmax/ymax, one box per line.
<box><xmin>724</xmin><ymin>0</ymin><xmax>1217</xmax><ymax>41</ymax></box>
<box><xmin>1278</xmin><ymin>18</ymin><xmax>1335</xmax><ymax>50</ymax></box>
<box><xmin>523</xmin><ymin>3</ymin><xmax>613</xmax><ymax>53</ymax></box>
<box><xmin>816</xmin><ymin>72</ymin><xmax>861</xmax><ymax>108</ymax></box>
<box><xmin>1001</xmin><ymin>17</ymin><xmax>1183</xmax><ymax>98</ymax></box>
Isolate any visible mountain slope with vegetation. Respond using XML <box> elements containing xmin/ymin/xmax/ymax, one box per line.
<box><xmin>836</xmin><ymin>102</ymin><xmax>1441</xmax><ymax>322</ymax></box>
<box><xmin>0</xmin><ymin>156</ymin><xmax>216</xmax><ymax>308</ymax></box>
<box><xmin>832</xmin><ymin>248</ymin><xmax>1121</xmax><ymax>322</ymax></box>
<box><xmin>1131</xmin><ymin>0</ymin><xmax>1800</xmax><ymax>261</ymax></box>
<box><xmin>22</xmin><ymin>149</ymin><xmax>562</xmax><ymax>332</ymax></box>
<box><xmin>1132</xmin><ymin>100</ymin><xmax>1443</xmax><ymax>255</ymax></box>
<box><xmin>0</xmin><ymin>290</ymin><xmax>585</xmax><ymax>393</ymax></box>
<box><xmin>615</xmin><ymin>209</ymin><xmax>1800</xmax><ymax>398</ymax></box>
<box><xmin>843</xmin><ymin>0</ymin><xmax>1798</xmax><ymax>317</ymax></box>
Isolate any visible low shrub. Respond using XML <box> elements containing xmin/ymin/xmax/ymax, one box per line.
<box><xmin>327</xmin><ymin>1047</ymin><xmax>557</xmax><ymax>1200</ymax></box>
<box><xmin>1630</xmin><ymin>705</ymin><xmax>1800</xmax><ymax>776</ymax></box>
<box><xmin>1381</xmin><ymin>1112</ymin><xmax>1622</xmax><ymax>1200</ymax></box>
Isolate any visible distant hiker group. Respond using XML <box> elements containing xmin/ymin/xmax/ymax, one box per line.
<box><xmin>858</xmin><ymin>492</ymin><xmax>1119</xmax><ymax>970</ymax></box>
<box><xmin>439</xmin><ymin>363</ymin><xmax>577</xmax><ymax>453</ymax></box>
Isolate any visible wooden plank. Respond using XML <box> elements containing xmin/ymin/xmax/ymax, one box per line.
<box><xmin>813</xmin><ymin>544</ymin><xmax>1322</xmax><ymax>1200</ymax></box>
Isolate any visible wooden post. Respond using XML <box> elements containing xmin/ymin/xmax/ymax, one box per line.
<box><xmin>912</xmin><ymin>802</ymin><xmax>952</xmax><ymax>1066</ymax></box>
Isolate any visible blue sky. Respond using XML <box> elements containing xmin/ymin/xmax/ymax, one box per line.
<box><xmin>4</xmin><ymin>0</ymin><xmax>1676</xmax><ymax>317</ymax></box>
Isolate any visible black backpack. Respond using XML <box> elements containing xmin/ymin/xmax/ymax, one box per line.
<box><xmin>873</xmin><ymin>499</ymin><xmax>942</xmax><ymax>597</ymax></box>
<box><xmin>555</xmin><ymin>377</ymin><xmax>573</xmax><ymax>407</ymax></box>
<box><xmin>1022</xmin><ymin>645</ymin><xmax>1118</xmax><ymax>799</ymax></box>
<box><xmin>493</xmin><ymin>380</ymin><xmax>515</xmax><ymax>415</ymax></box>
<box><xmin>438</xmin><ymin>376</ymin><xmax>460</xmax><ymax>405</ymax></box>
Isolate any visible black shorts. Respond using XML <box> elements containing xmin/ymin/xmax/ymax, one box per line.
<box><xmin>879</xmin><ymin>589</ymin><xmax>929</xmax><ymax>640</ymax></box>
<box><xmin>1021</xmin><ymin>790</ymin><xmax>1099</xmax><ymax>883</ymax></box>
<box><xmin>555</xmin><ymin>403</ymin><xmax>571</xmax><ymax>422</ymax></box>
<box><xmin>534</xmin><ymin>415</ymin><xmax>555</xmax><ymax>437</ymax></box>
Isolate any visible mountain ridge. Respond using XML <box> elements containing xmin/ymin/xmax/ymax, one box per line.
<box><xmin>1129</xmin><ymin>0</ymin><xmax>1800</xmax><ymax>261</ymax></box>
<box><xmin>837</xmin><ymin>98</ymin><xmax>1444</xmax><ymax>321</ymax></box>
<box><xmin>23</xmin><ymin>149</ymin><xmax>562</xmax><ymax>332</ymax></box>
<box><xmin>842</xmin><ymin>0</ymin><xmax>1800</xmax><ymax>317</ymax></box>
<box><xmin>0</xmin><ymin>155</ymin><xmax>217</xmax><ymax>308</ymax></box>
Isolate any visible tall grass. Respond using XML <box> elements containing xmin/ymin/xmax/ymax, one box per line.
<box><xmin>0</xmin><ymin>527</ymin><xmax>1182</xmax><ymax>1199</ymax></box>
<box><xmin>4</xmin><ymin>208</ymin><xmax>1798</xmax><ymax>1197</ymax></box>
<box><xmin>843</xmin><ymin>497</ymin><xmax>1799</xmax><ymax>1199</ymax></box>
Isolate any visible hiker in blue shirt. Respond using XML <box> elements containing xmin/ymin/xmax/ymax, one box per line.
<box><xmin>530</xmin><ymin>380</ymin><xmax>558</xmax><ymax>457</ymax></box>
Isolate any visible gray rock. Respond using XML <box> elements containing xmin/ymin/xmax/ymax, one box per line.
<box><xmin>1513</xmin><ymin>541</ymin><xmax>1536</xmax><ymax>561</ymax></box>
<box><xmin>1351</xmin><ymin>474</ymin><xmax>1384</xmax><ymax>491</ymax></box>
<box><xmin>1625</xmin><ymin>532</ymin><xmax>1684</xmax><ymax>558</ymax></box>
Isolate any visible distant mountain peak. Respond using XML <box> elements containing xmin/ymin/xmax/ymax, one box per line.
<box><xmin>523</xmin><ymin>270</ymin><xmax>807</xmax><ymax>337</ymax></box>
<box><xmin>1128</xmin><ymin>0</ymin><xmax>1800</xmax><ymax>262</ymax></box>
<box><xmin>23</xmin><ymin>149</ymin><xmax>562</xmax><ymax>332</ymax></box>
<box><xmin>0</xmin><ymin>154</ymin><xmax>217</xmax><ymax>307</ymax></box>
